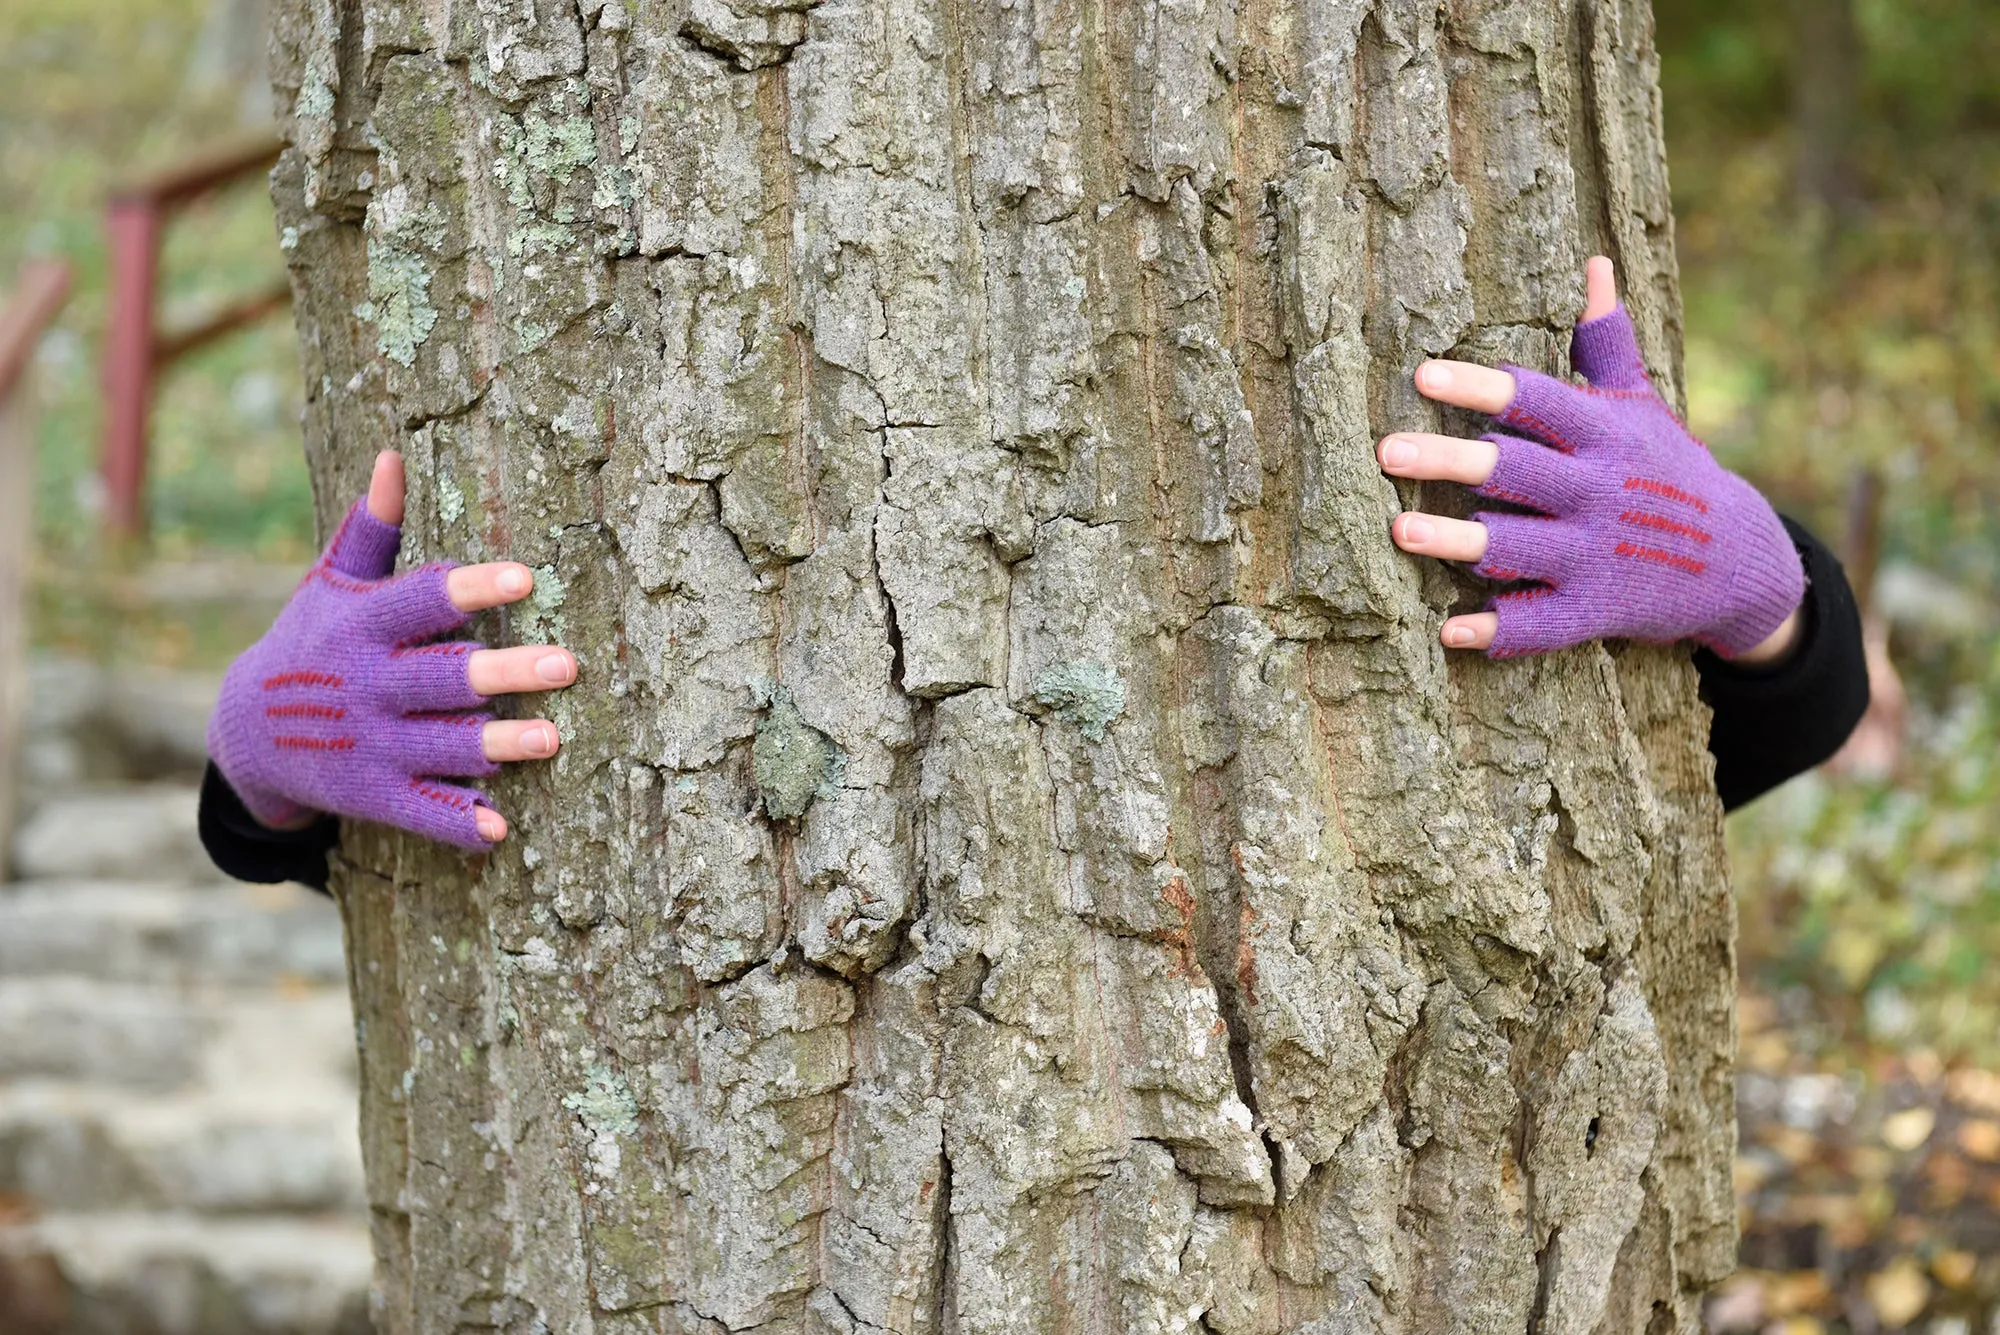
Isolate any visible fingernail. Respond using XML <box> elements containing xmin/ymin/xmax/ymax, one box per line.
<box><xmin>498</xmin><ymin>567</ymin><xmax>530</xmax><ymax>597</ymax></box>
<box><xmin>475</xmin><ymin>810</ymin><xmax>504</xmax><ymax>841</ymax></box>
<box><xmin>526</xmin><ymin>725</ymin><xmax>556</xmax><ymax>756</ymax></box>
<box><xmin>1421</xmin><ymin>363</ymin><xmax>1452</xmax><ymax>391</ymax></box>
<box><xmin>1446</xmin><ymin>625</ymin><xmax>1475</xmax><ymax>647</ymax></box>
<box><xmin>1403</xmin><ymin>516</ymin><xmax>1435</xmax><ymax>544</ymax></box>
<box><xmin>536</xmin><ymin>653</ymin><xmax>574</xmax><ymax>684</ymax></box>
<box><xmin>1382</xmin><ymin>438</ymin><xmax>1417</xmax><ymax>469</ymax></box>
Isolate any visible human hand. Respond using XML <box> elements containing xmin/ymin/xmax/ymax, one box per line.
<box><xmin>206</xmin><ymin>451</ymin><xmax>577</xmax><ymax>846</ymax></box>
<box><xmin>1378</xmin><ymin>256</ymin><xmax>1806</xmax><ymax>662</ymax></box>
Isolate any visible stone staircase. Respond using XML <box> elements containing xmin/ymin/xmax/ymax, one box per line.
<box><xmin>0</xmin><ymin>659</ymin><xmax>372</xmax><ymax>1334</ymax></box>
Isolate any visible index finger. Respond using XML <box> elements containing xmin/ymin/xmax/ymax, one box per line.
<box><xmin>1415</xmin><ymin>361</ymin><xmax>1517</xmax><ymax>415</ymax></box>
<box><xmin>446</xmin><ymin>562</ymin><xmax>536</xmax><ymax>612</ymax></box>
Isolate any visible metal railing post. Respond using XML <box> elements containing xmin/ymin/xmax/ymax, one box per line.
<box><xmin>101</xmin><ymin>197</ymin><xmax>162</xmax><ymax>539</ymax></box>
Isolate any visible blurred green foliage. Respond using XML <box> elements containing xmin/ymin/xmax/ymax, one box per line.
<box><xmin>1653</xmin><ymin>0</ymin><xmax>2000</xmax><ymax>1073</ymax></box>
<box><xmin>0</xmin><ymin>0</ymin><xmax>313</xmax><ymax>571</ymax></box>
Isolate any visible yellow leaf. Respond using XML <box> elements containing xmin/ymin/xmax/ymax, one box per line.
<box><xmin>1741</xmin><ymin>1032</ymin><xmax>1791</xmax><ymax>1072</ymax></box>
<box><xmin>1883</xmin><ymin>1106</ymin><xmax>1936</xmax><ymax>1151</ymax></box>
<box><xmin>1733</xmin><ymin>1156</ymin><xmax>1774</xmax><ymax>1195</ymax></box>
<box><xmin>1947</xmin><ymin>1068</ymin><xmax>2000</xmax><ymax>1115</ymax></box>
<box><xmin>1865</xmin><ymin>1259</ymin><xmax>1931</xmax><ymax>1327</ymax></box>
<box><xmin>1932</xmin><ymin>1248</ymin><xmax>1978</xmax><ymax>1289</ymax></box>
<box><xmin>1766</xmin><ymin>1270</ymin><xmax>1831</xmax><ymax>1315</ymax></box>
<box><xmin>1957</xmin><ymin>1118</ymin><xmax>2000</xmax><ymax>1161</ymax></box>
<box><xmin>1849</xmin><ymin>1146</ymin><xmax>1895</xmax><ymax>1183</ymax></box>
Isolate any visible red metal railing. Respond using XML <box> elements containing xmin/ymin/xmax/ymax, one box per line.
<box><xmin>101</xmin><ymin>137</ymin><xmax>290</xmax><ymax>538</ymax></box>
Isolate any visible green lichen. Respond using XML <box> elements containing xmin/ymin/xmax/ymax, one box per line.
<box><xmin>525</xmin><ymin>564</ymin><xmax>567</xmax><ymax>640</ymax></box>
<box><xmin>561</xmin><ymin>1064</ymin><xmax>639</xmax><ymax>1137</ymax></box>
<box><xmin>523</xmin><ymin>113</ymin><xmax>597</xmax><ymax>176</ymax></box>
<box><xmin>592</xmin><ymin>162</ymin><xmax>635</xmax><ymax>212</ymax></box>
<box><xmin>507</xmin><ymin>221</ymin><xmax>574</xmax><ymax>259</ymax></box>
<box><xmin>437</xmin><ymin>474</ymin><xmax>465</xmax><ymax>525</ymax></box>
<box><xmin>365</xmin><ymin>208</ymin><xmax>445</xmax><ymax>367</ymax></box>
<box><xmin>1032</xmin><ymin>660</ymin><xmax>1127</xmax><ymax>742</ymax></box>
<box><xmin>294</xmin><ymin>72</ymin><xmax>333</xmax><ymax>120</ymax></box>
<box><xmin>752</xmin><ymin>687</ymin><xmax>845</xmax><ymax>821</ymax></box>
<box><xmin>497</xmin><ymin>112</ymin><xmax>599</xmax><ymax>210</ymax></box>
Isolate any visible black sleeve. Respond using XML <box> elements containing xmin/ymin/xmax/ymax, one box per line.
<box><xmin>198</xmin><ymin>763</ymin><xmax>338</xmax><ymax>893</ymax></box>
<box><xmin>1695</xmin><ymin>516</ymin><xmax>1870</xmax><ymax>811</ymax></box>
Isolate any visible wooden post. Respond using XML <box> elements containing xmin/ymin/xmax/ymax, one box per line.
<box><xmin>0</xmin><ymin>263</ymin><xmax>73</xmax><ymax>878</ymax></box>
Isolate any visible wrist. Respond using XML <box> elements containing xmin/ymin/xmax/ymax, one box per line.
<box><xmin>1729</xmin><ymin>604</ymin><xmax>1806</xmax><ymax>667</ymax></box>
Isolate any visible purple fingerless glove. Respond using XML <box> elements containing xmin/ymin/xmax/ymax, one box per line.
<box><xmin>1470</xmin><ymin>306</ymin><xmax>1806</xmax><ymax>659</ymax></box>
<box><xmin>206</xmin><ymin>498</ymin><xmax>498</xmax><ymax>849</ymax></box>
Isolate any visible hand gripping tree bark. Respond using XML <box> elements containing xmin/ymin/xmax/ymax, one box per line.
<box><xmin>268</xmin><ymin>0</ymin><xmax>1737</xmax><ymax>1329</ymax></box>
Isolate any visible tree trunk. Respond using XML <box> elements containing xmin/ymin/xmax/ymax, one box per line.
<box><xmin>267</xmin><ymin>0</ymin><xmax>1736</xmax><ymax>1329</ymax></box>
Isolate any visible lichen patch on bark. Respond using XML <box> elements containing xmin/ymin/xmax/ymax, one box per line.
<box><xmin>1029</xmin><ymin>660</ymin><xmax>1127</xmax><ymax>742</ymax></box>
<box><xmin>752</xmin><ymin>686</ymin><xmax>846</xmax><ymax>820</ymax></box>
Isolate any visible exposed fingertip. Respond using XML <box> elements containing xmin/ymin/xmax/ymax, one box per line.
<box><xmin>1417</xmin><ymin>361</ymin><xmax>1453</xmax><ymax>394</ymax></box>
<box><xmin>1582</xmin><ymin>256</ymin><xmax>1619</xmax><ymax>321</ymax></box>
<box><xmin>476</xmin><ymin>808</ymin><xmax>508</xmax><ymax>842</ymax></box>
<box><xmin>535</xmin><ymin>652</ymin><xmax>576</xmax><ymax>685</ymax></box>
<box><xmin>525</xmin><ymin>724</ymin><xmax>558</xmax><ymax>757</ymax></box>
<box><xmin>1444</xmin><ymin>622</ymin><xmax>1478</xmax><ymax>648</ymax></box>
<box><xmin>497</xmin><ymin>565</ymin><xmax>531</xmax><ymax>598</ymax></box>
<box><xmin>1379</xmin><ymin>436</ymin><xmax>1417</xmax><ymax>470</ymax></box>
<box><xmin>366</xmin><ymin>451</ymin><xmax>407</xmax><ymax>526</ymax></box>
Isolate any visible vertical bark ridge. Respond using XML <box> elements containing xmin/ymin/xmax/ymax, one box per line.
<box><xmin>269</xmin><ymin>0</ymin><xmax>1736</xmax><ymax>1328</ymax></box>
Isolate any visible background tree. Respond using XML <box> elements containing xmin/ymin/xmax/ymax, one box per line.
<box><xmin>267</xmin><ymin>0</ymin><xmax>1735</xmax><ymax>1329</ymax></box>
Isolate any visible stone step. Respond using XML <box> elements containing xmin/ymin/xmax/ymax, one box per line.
<box><xmin>0</xmin><ymin>1082</ymin><xmax>362</xmax><ymax>1214</ymax></box>
<box><xmin>21</xmin><ymin>656</ymin><xmax>221</xmax><ymax>795</ymax></box>
<box><xmin>0</xmin><ymin>1212</ymin><xmax>371</xmax><ymax>1335</ymax></box>
<box><xmin>0</xmin><ymin>978</ymin><xmax>357</xmax><ymax>1092</ymax></box>
<box><xmin>0</xmin><ymin>881</ymin><xmax>346</xmax><ymax>986</ymax></box>
<box><xmin>9</xmin><ymin>785</ymin><xmax>209</xmax><ymax>883</ymax></box>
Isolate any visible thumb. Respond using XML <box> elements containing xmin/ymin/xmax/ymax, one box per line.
<box><xmin>367</xmin><ymin>450</ymin><xmax>406</xmax><ymax>525</ymax></box>
<box><xmin>323</xmin><ymin>452</ymin><xmax>405</xmax><ymax>579</ymax></box>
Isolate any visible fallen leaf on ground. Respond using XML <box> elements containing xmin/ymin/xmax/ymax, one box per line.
<box><xmin>1931</xmin><ymin>1248</ymin><xmax>1977</xmax><ymax>1289</ymax></box>
<box><xmin>1956</xmin><ymin>1118</ymin><xmax>2000</xmax><ymax>1160</ymax></box>
<box><xmin>1705</xmin><ymin>1275</ymin><xmax>1763</xmax><ymax>1333</ymax></box>
<box><xmin>1864</xmin><ymin>1258</ymin><xmax>1931</xmax><ymax>1326</ymax></box>
<box><xmin>1765</xmin><ymin>1270</ymin><xmax>1832</xmax><ymax>1316</ymax></box>
<box><xmin>1884</xmin><ymin>1106</ymin><xmax>1937</xmax><ymax>1151</ymax></box>
<box><xmin>1948</xmin><ymin>1069</ymin><xmax>2000</xmax><ymax>1116</ymax></box>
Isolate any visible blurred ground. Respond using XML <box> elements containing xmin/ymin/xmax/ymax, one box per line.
<box><xmin>1</xmin><ymin>0</ymin><xmax>1997</xmax><ymax>1331</ymax></box>
<box><xmin>1658</xmin><ymin>3</ymin><xmax>2000</xmax><ymax>1331</ymax></box>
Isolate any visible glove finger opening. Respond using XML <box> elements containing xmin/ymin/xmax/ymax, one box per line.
<box><xmin>321</xmin><ymin>497</ymin><xmax>403</xmax><ymax>581</ymax></box>
<box><xmin>1571</xmin><ymin>305</ymin><xmax>1653</xmax><ymax>393</ymax></box>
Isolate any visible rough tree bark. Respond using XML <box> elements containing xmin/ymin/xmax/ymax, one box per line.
<box><xmin>267</xmin><ymin>0</ymin><xmax>1736</xmax><ymax>1329</ymax></box>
